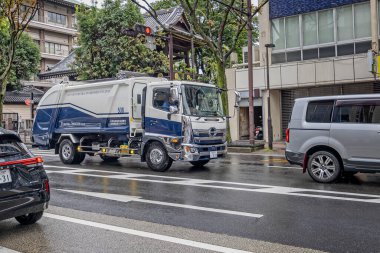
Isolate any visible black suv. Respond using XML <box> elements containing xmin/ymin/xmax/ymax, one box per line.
<box><xmin>0</xmin><ymin>128</ymin><xmax>49</xmax><ymax>225</ymax></box>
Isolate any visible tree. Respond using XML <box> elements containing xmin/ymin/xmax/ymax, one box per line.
<box><xmin>150</xmin><ymin>0</ymin><xmax>179</xmax><ymax>10</ymax></box>
<box><xmin>74</xmin><ymin>0</ymin><xmax>169</xmax><ymax>80</ymax></box>
<box><xmin>135</xmin><ymin>0</ymin><xmax>267</xmax><ymax>115</ymax></box>
<box><xmin>0</xmin><ymin>0</ymin><xmax>39</xmax><ymax>125</ymax></box>
<box><xmin>0</xmin><ymin>28</ymin><xmax>40</xmax><ymax>90</ymax></box>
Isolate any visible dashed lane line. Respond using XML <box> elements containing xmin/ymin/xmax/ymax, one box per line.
<box><xmin>56</xmin><ymin>189</ymin><xmax>263</xmax><ymax>218</ymax></box>
<box><xmin>45</xmin><ymin>165</ymin><xmax>380</xmax><ymax>204</ymax></box>
<box><xmin>44</xmin><ymin>213</ymin><xmax>252</xmax><ymax>253</ymax></box>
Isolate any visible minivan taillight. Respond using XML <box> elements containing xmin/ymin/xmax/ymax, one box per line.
<box><xmin>0</xmin><ymin>157</ymin><xmax>44</xmax><ymax>167</ymax></box>
<box><xmin>286</xmin><ymin>128</ymin><xmax>290</xmax><ymax>143</ymax></box>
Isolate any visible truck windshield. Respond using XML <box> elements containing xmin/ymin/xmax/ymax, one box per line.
<box><xmin>182</xmin><ymin>84</ymin><xmax>224</xmax><ymax>117</ymax></box>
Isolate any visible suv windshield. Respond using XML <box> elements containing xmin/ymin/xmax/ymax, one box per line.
<box><xmin>182</xmin><ymin>84</ymin><xmax>224</xmax><ymax>117</ymax></box>
<box><xmin>0</xmin><ymin>137</ymin><xmax>31</xmax><ymax>163</ymax></box>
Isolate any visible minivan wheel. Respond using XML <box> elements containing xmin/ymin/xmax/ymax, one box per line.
<box><xmin>145</xmin><ymin>142</ymin><xmax>172</xmax><ymax>172</ymax></box>
<box><xmin>15</xmin><ymin>211</ymin><xmax>43</xmax><ymax>225</ymax></box>
<box><xmin>307</xmin><ymin>151</ymin><xmax>341</xmax><ymax>183</ymax></box>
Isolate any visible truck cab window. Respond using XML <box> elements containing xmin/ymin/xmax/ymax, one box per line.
<box><xmin>153</xmin><ymin>88</ymin><xmax>170</xmax><ymax>112</ymax></box>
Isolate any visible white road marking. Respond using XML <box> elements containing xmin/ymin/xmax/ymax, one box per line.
<box><xmin>35</xmin><ymin>154</ymin><xmax>59</xmax><ymax>157</ymax></box>
<box><xmin>45</xmin><ymin>165</ymin><xmax>380</xmax><ymax>204</ymax></box>
<box><xmin>57</xmin><ymin>189</ymin><xmax>263</xmax><ymax>218</ymax></box>
<box><xmin>44</xmin><ymin>213</ymin><xmax>252</xmax><ymax>253</ymax></box>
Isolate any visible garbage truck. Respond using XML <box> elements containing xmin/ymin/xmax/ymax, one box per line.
<box><xmin>32</xmin><ymin>77</ymin><xmax>235</xmax><ymax>172</ymax></box>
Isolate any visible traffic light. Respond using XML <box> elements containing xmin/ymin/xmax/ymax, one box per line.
<box><xmin>134</xmin><ymin>24</ymin><xmax>152</xmax><ymax>36</ymax></box>
<box><xmin>121</xmin><ymin>28</ymin><xmax>137</xmax><ymax>37</ymax></box>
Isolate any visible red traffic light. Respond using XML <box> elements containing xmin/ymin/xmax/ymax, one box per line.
<box><xmin>145</xmin><ymin>27</ymin><xmax>151</xmax><ymax>35</ymax></box>
<box><xmin>134</xmin><ymin>24</ymin><xmax>152</xmax><ymax>36</ymax></box>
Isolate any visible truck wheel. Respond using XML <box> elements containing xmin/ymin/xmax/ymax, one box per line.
<box><xmin>100</xmin><ymin>155</ymin><xmax>119</xmax><ymax>162</ymax></box>
<box><xmin>59</xmin><ymin>139</ymin><xmax>85</xmax><ymax>164</ymax></box>
<box><xmin>190</xmin><ymin>160</ymin><xmax>209</xmax><ymax>167</ymax></box>
<box><xmin>307</xmin><ymin>151</ymin><xmax>341</xmax><ymax>183</ymax></box>
<box><xmin>145</xmin><ymin>142</ymin><xmax>172</xmax><ymax>172</ymax></box>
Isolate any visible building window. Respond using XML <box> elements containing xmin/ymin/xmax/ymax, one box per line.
<box><xmin>44</xmin><ymin>42</ymin><xmax>69</xmax><ymax>56</ymax></box>
<box><xmin>46</xmin><ymin>11</ymin><xmax>67</xmax><ymax>26</ymax></box>
<box><xmin>303</xmin><ymin>13</ymin><xmax>317</xmax><ymax>46</ymax></box>
<box><xmin>270</xmin><ymin>2</ymin><xmax>372</xmax><ymax>64</ymax></box>
<box><xmin>285</xmin><ymin>16</ymin><xmax>300</xmax><ymax>48</ymax></box>
<box><xmin>337</xmin><ymin>5</ymin><xmax>353</xmax><ymax>42</ymax></box>
<box><xmin>272</xmin><ymin>18</ymin><xmax>285</xmax><ymax>50</ymax></box>
<box><xmin>354</xmin><ymin>2</ymin><xmax>371</xmax><ymax>39</ymax></box>
<box><xmin>318</xmin><ymin>9</ymin><xmax>334</xmax><ymax>44</ymax></box>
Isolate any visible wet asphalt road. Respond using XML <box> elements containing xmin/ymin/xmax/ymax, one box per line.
<box><xmin>1</xmin><ymin>150</ymin><xmax>380</xmax><ymax>253</ymax></box>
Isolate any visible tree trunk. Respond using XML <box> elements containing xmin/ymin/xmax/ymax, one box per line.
<box><xmin>0</xmin><ymin>78</ymin><xmax>7</xmax><ymax>127</ymax></box>
<box><xmin>215</xmin><ymin>59</ymin><xmax>231</xmax><ymax>142</ymax></box>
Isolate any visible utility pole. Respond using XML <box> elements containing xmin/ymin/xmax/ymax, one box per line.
<box><xmin>247</xmin><ymin>0</ymin><xmax>255</xmax><ymax>145</ymax></box>
<box><xmin>169</xmin><ymin>33</ymin><xmax>174</xmax><ymax>80</ymax></box>
<box><xmin>265</xmin><ymin>43</ymin><xmax>275</xmax><ymax>150</ymax></box>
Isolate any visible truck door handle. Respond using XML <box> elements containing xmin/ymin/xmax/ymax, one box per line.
<box><xmin>150</xmin><ymin>120</ymin><xmax>158</xmax><ymax>125</ymax></box>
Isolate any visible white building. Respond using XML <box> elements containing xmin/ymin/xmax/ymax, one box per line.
<box><xmin>227</xmin><ymin>0</ymin><xmax>380</xmax><ymax>143</ymax></box>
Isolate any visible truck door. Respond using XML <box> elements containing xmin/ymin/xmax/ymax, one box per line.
<box><xmin>130</xmin><ymin>82</ymin><xmax>147</xmax><ymax>135</ymax></box>
<box><xmin>144</xmin><ymin>86</ymin><xmax>181</xmax><ymax>137</ymax></box>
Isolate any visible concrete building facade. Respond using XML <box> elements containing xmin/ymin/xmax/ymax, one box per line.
<box><xmin>227</xmin><ymin>0</ymin><xmax>380</xmax><ymax>143</ymax></box>
<box><xmin>25</xmin><ymin>0</ymin><xmax>78</xmax><ymax>78</ymax></box>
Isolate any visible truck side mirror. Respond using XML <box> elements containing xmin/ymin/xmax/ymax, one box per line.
<box><xmin>170</xmin><ymin>87</ymin><xmax>179</xmax><ymax>105</ymax></box>
<box><xmin>167</xmin><ymin>105</ymin><xmax>179</xmax><ymax>120</ymax></box>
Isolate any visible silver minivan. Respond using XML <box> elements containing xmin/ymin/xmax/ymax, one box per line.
<box><xmin>286</xmin><ymin>94</ymin><xmax>380</xmax><ymax>183</ymax></box>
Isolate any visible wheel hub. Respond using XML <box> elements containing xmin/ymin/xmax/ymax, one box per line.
<box><xmin>311</xmin><ymin>155</ymin><xmax>336</xmax><ymax>180</ymax></box>
<box><xmin>62</xmin><ymin>144</ymin><xmax>72</xmax><ymax>160</ymax></box>
<box><xmin>150</xmin><ymin>148</ymin><xmax>163</xmax><ymax>165</ymax></box>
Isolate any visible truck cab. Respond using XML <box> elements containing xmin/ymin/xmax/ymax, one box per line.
<box><xmin>32</xmin><ymin>78</ymin><xmax>230</xmax><ymax>172</ymax></box>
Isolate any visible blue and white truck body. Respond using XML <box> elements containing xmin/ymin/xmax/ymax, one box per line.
<box><xmin>32</xmin><ymin>77</ymin><xmax>228</xmax><ymax>171</ymax></box>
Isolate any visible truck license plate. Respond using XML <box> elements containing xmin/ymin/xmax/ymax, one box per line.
<box><xmin>0</xmin><ymin>169</ymin><xmax>12</xmax><ymax>184</ymax></box>
<box><xmin>210</xmin><ymin>151</ymin><xmax>218</xmax><ymax>159</ymax></box>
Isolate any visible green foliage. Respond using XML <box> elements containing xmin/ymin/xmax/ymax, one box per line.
<box><xmin>151</xmin><ymin>0</ymin><xmax>179</xmax><ymax>10</ymax></box>
<box><xmin>74</xmin><ymin>0</ymin><xmax>169</xmax><ymax>80</ymax></box>
<box><xmin>0</xmin><ymin>26</ymin><xmax>40</xmax><ymax>89</ymax></box>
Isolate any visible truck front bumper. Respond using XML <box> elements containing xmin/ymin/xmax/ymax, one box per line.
<box><xmin>168</xmin><ymin>143</ymin><xmax>227</xmax><ymax>161</ymax></box>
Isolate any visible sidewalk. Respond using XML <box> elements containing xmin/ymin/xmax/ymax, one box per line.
<box><xmin>228</xmin><ymin>140</ymin><xmax>286</xmax><ymax>157</ymax></box>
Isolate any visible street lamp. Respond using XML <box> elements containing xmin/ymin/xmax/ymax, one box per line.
<box><xmin>265</xmin><ymin>43</ymin><xmax>275</xmax><ymax>150</ymax></box>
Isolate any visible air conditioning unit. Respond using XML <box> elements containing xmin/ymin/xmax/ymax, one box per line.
<box><xmin>242</xmin><ymin>46</ymin><xmax>260</xmax><ymax>63</ymax></box>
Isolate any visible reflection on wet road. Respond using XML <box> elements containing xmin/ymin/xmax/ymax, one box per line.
<box><xmin>1</xmin><ymin>149</ymin><xmax>379</xmax><ymax>253</ymax></box>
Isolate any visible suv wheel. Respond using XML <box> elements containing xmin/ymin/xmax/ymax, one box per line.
<box><xmin>307</xmin><ymin>151</ymin><xmax>341</xmax><ymax>183</ymax></box>
<box><xmin>59</xmin><ymin>139</ymin><xmax>85</xmax><ymax>164</ymax></box>
<box><xmin>15</xmin><ymin>211</ymin><xmax>43</xmax><ymax>225</ymax></box>
<box><xmin>145</xmin><ymin>142</ymin><xmax>172</xmax><ymax>172</ymax></box>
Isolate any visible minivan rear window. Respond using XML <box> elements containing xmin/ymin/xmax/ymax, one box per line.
<box><xmin>306</xmin><ymin>101</ymin><xmax>334</xmax><ymax>123</ymax></box>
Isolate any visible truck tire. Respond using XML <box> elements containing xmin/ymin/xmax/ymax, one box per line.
<box><xmin>100</xmin><ymin>155</ymin><xmax>119</xmax><ymax>162</ymax></box>
<box><xmin>190</xmin><ymin>160</ymin><xmax>209</xmax><ymax>167</ymax></box>
<box><xmin>59</xmin><ymin>139</ymin><xmax>85</xmax><ymax>164</ymax></box>
<box><xmin>145</xmin><ymin>142</ymin><xmax>172</xmax><ymax>172</ymax></box>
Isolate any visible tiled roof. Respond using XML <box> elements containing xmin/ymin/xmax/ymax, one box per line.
<box><xmin>143</xmin><ymin>6</ymin><xmax>185</xmax><ymax>32</ymax></box>
<box><xmin>38</xmin><ymin>49</ymin><xmax>77</xmax><ymax>79</ymax></box>
<box><xmin>4</xmin><ymin>87</ymin><xmax>44</xmax><ymax>104</ymax></box>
